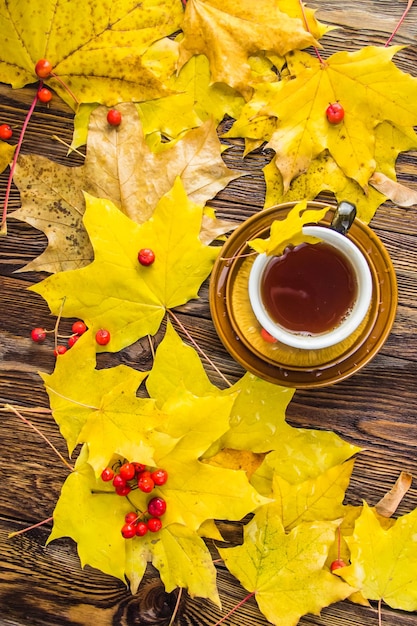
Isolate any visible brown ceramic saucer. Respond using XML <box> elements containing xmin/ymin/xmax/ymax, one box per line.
<box><xmin>209</xmin><ymin>201</ymin><xmax>397</xmax><ymax>388</ymax></box>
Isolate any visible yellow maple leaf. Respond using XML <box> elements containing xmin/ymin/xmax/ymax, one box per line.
<box><xmin>178</xmin><ymin>0</ymin><xmax>318</xmax><ymax>99</ymax></box>
<box><xmin>249</xmin><ymin>200</ymin><xmax>329</xmax><ymax>256</ymax></box>
<box><xmin>0</xmin><ymin>0</ymin><xmax>183</xmax><ymax>108</ymax></box>
<box><xmin>261</xmin><ymin>46</ymin><xmax>417</xmax><ymax>191</ymax></box>
<box><xmin>339</xmin><ymin>502</ymin><xmax>417</xmax><ymax>611</ymax></box>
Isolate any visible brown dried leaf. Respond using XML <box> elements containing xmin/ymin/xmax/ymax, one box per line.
<box><xmin>369</xmin><ymin>171</ymin><xmax>417</xmax><ymax>207</ymax></box>
<box><xmin>375</xmin><ymin>472</ymin><xmax>413</xmax><ymax>518</ymax></box>
<box><xmin>12</xmin><ymin>104</ymin><xmax>242</xmax><ymax>273</ymax></box>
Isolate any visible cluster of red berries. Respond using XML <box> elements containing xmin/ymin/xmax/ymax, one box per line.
<box><xmin>31</xmin><ymin>319</ymin><xmax>88</xmax><ymax>356</ymax></box>
<box><xmin>100</xmin><ymin>461</ymin><xmax>168</xmax><ymax>538</ymax></box>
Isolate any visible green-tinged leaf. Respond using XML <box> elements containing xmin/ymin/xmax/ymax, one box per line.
<box><xmin>249</xmin><ymin>200</ymin><xmax>329</xmax><ymax>256</ymax></box>
<box><xmin>251</xmin><ymin>429</ymin><xmax>360</xmax><ymax>495</ymax></box>
<box><xmin>219</xmin><ymin>510</ymin><xmax>354</xmax><ymax>626</ymax></box>
<box><xmin>268</xmin><ymin>460</ymin><xmax>355</xmax><ymax>530</ymax></box>
<box><xmin>340</xmin><ymin>502</ymin><xmax>417</xmax><ymax>611</ymax></box>
<box><xmin>30</xmin><ymin>182</ymin><xmax>219</xmax><ymax>352</ymax></box>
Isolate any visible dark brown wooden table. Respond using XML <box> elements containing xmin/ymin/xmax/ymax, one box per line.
<box><xmin>1</xmin><ymin>1</ymin><xmax>417</xmax><ymax>624</ymax></box>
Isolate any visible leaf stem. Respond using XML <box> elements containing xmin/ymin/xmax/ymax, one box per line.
<box><xmin>212</xmin><ymin>591</ymin><xmax>256</xmax><ymax>626</ymax></box>
<box><xmin>44</xmin><ymin>386</ymin><xmax>99</xmax><ymax>411</ymax></box>
<box><xmin>50</xmin><ymin>72</ymin><xmax>80</xmax><ymax>107</ymax></box>
<box><xmin>167</xmin><ymin>310</ymin><xmax>232</xmax><ymax>388</ymax></box>
<box><xmin>8</xmin><ymin>516</ymin><xmax>53</xmax><ymax>539</ymax></box>
<box><xmin>1</xmin><ymin>86</ymin><xmax>40</xmax><ymax>235</ymax></box>
<box><xmin>5</xmin><ymin>403</ymin><xmax>74</xmax><ymax>472</ymax></box>
<box><xmin>52</xmin><ymin>134</ymin><xmax>85</xmax><ymax>158</ymax></box>
<box><xmin>298</xmin><ymin>0</ymin><xmax>326</xmax><ymax>66</ymax></box>
<box><xmin>384</xmin><ymin>0</ymin><xmax>414</xmax><ymax>46</ymax></box>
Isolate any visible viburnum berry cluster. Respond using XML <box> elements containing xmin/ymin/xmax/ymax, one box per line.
<box><xmin>30</xmin><ymin>319</ymin><xmax>87</xmax><ymax>356</ymax></box>
<box><xmin>101</xmin><ymin>461</ymin><xmax>168</xmax><ymax>538</ymax></box>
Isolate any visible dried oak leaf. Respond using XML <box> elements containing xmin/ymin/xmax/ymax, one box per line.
<box><xmin>12</xmin><ymin>104</ymin><xmax>240</xmax><ymax>273</ymax></box>
<box><xmin>261</xmin><ymin>46</ymin><xmax>417</xmax><ymax>192</ymax></box>
<box><xmin>0</xmin><ymin>0</ymin><xmax>183</xmax><ymax>108</ymax></box>
<box><xmin>219</xmin><ymin>512</ymin><xmax>354</xmax><ymax>626</ymax></box>
<box><xmin>339</xmin><ymin>501</ymin><xmax>417</xmax><ymax>611</ymax></box>
<box><xmin>177</xmin><ymin>0</ymin><xmax>318</xmax><ymax>99</ymax></box>
<box><xmin>30</xmin><ymin>182</ymin><xmax>220</xmax><ymax>353</ymax></box>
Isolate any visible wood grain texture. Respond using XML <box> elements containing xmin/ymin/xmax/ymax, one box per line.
<box><xmin>1</xmin><ymin>1</ymin><xmax>417</xmax><ymax>624</ymax></box>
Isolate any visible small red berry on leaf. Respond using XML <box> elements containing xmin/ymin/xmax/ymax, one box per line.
<box><xmin>137</xmin><ymin>472</ymin><xmax>155</xmax><ymax>493</ymax></box>
<box><xmin>136</xmin><ymin>521</ymin><xmax>148</xmax><ymax>536</ymax></box>
<box><xmin>38</xmin><ymin>87</ymin><xmax>53</xmax><ymax>103</ymax></box>
<box><xmin>95</xmin><ymin>329</ymin><xmax>111</xmax><ymax>345</ymax></box>
<box><xmin>138</xmin><ymin>248</ymin><xmax>155</xmax><ymax>266</ymax></box>
<box><xmin>0</xmin><ymin>124</ymin><xmax>13</xmax><ymax>140</ymax></box>
<box><xmin>112</xmin><ymin>474</ymin><xmax>126</xmax><ymax>489</ymax></box>
<box><xmin>326</xmin><ymin>102</ymin><xmax>344</xmax><ymax>124</ymax></box>
<box><xmin>101</xmin><ymin>467</ymin><xmax>114</xmax><ymax>482</ymax></box>
<box><xmin>119</xmin><ymin>462</ymin><xmax>136</xmax><ymax>481</ymax></box>
<box><xmin>147</xmin><ymin>497</ymin><xmax>167</xmax><ymax>517</ymax></box>
<box><xmin>121</xmin><ymin>522</ymin><xmax>137</xmax><ymax>539</ymax></box>
<box><xmin>115</xmin><ymin>484</ymin><xmax>132</xmax><ymax>496</ymax></box>
<box><xmin>125</xmin><ymin>511</ymin><xmax>138</xmax><ymax>525</ymax></box>
<box><xmin>330</xmin><ymin>558</ymin><xmax>347</xmax><ymax>572</ymax></box>
<box><xmin>72</xmin><ymin>320</ymin><xmax>87</xmax><ymax>335</ymax></box>
<box><xmin>151</xmin><ymin>468</ymin><xmax>168</xmax><ymax>486</ymax></box>
<box><xmin>107</xmin><ymin>109</ymin><xmax>122</xmax><ymax>127</ymax></box>
<box><xmin>35</xmin><ymin>59</ymin><xmax>53</xmax><ymax>79</ymax></box>
<box><xmin>147</xmin><ymin>517</ymin><xmax>162</xmax><ymax>533</ymax></box>
<box><xmin>31</xmin><ymin>327</ymin><xmax>47</xmax><ymax>343</ymax></box>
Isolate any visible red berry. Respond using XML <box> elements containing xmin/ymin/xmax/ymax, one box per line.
<box><xmin>0</xmin><ymin>124</ymin><xmax>13</xmax><ymax>140</ymax></box>
<box><xmin>72</xmin><ymin>320</ymin><xmax>87</xmax><ymax>335</ymax></box>
<box><xmin>38</xmin><ymin>87</ymin><xmax>52</xmax><ymax>103</ymax></box>
<box><xmin>125</xmin><ymin>511</ymin><xmax>138</xmax><ymax>524</ymax></box>
<box><xmin>151</xmin><ymin>469</ymin><xmax>168</xmax><ymax>486</ymax></box>
<box><xmin>260</xmin><ymin>328</ymin><xmax>277</xmax><ymax>344</ymax></box>
<box><xmin>95</xmin><ymin>328</ymin><xmax>110</xmax><ymax>345</ymax></box>
<box><xmin>68</xmin><ymin>335</ymin><xmax>79</xmax><ymax>348</ymax></box>
<box><xmin>147</xmin><ymin>497</ymin><xmax>166</xmax><ymax>518</ymax></box>
<box><xmin>136</xmin><ymin>521</ymin><xmax>148</xmax><ymax>536</ymax></box>
<box><xmin>326</xmin><ymin>102</ymin><xmax>344</xmax><ymax>124</ymax></box>
<box><xmin>101</xmin><ymin>467</ymin><xmax>114</xmax><ymax>482</ymax></box>
<box><xmin>147</xmin><ymin>517</ymin><xmax>162</xmax><ymax>533</ymax></box>
<box><xmin>137</xmin><ymin>472</ymin><xmax>155</xmax><ymax>493</ymax></box>
<box><xmin>35</xmin><ymin>59</ymin><xmax>53</xmax><ymax>79</ymax></box>
<box><xmin>112</xmin><ymin>474</ymin><xmax>126</xmax><ymax>489</ymax></box>
<box><xmin>121</xmin><ymin>522</ymin><xmax>137</xmax><ymax>539</ymax></box>
<box><xmin>31</xmin><ymin>327</ymin><xmax>47</xmax><ymax>343</ymax></box>
<box><xmin>138</xmin><ymin>248</ymin><xmax>155</xmax><ymax>266</ymax></box>
<box><xmin>115</xmin><ymin>484</ymin><xmax>132</xmax><ymax>496</ymax></box>
<box><xmin>330</xmin><ymin>559</ymin><xmax>347</xmax><ymax>572</ymax></box>
<box><xmin>107</xmin><ymin>109</ymin><xmax>122</xmax><ymax>126</ymax></box>
<box><xmin>119</xmin><ymin>462</ymin><xmax>136</xmax><ymax>482</ymax></box>
<box><xmin>133</xmin><ymin>462</ymin><xmax>146</xmax><ymax>474</ymax></box>
<box><xmin>54</xmin><ymin>345</ymin><xmax>67</xmax><ymax>356</ymax></box>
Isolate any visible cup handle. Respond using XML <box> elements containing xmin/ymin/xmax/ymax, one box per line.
<box><xmin>330</xmin><ymin>201</ymin><xmax>357</xmax><ymax>235</ymax></box>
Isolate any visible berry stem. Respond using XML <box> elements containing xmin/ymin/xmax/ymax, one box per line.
<box><xmin>298</xmin><ymin>0</ymin><xmax>326</xmax><ymax>66</ymax></box>
<box><xmin>212</xmin><ymin>591</ymin><xmax>256</xmax><ymax>626</ymax></box>
<box><xmin>8</xmin><ymin>515</ymin><xmax>53</xmax><ymax>539</ymax></box>
<box><xmin>385</xmin><ymin>0</ymin><xmax>414</xmax><ymax>46</ymax></box>
<box><xmin>1</xmin><ymin>87</ymin><xmax>40</xmax><ymax>235</ymax></box>
<box><xmin>168</xmin><ymin>587</ymin><xmax>183</xmax><ymax>626</ymax></box>
<box><xmin>52</xmin><ymin>134</ymin><xmax>85</xmax><ymax>159</ymax></box>
<box><xmin>6</xmin><ymin>403</ymin><xmax>74</xmax><ymax>471</ymax></box>
<box><xmin>167</xmin><ymin>310</ymin><xmax>232</xmax><ymax>388</ymax></box>
<box><xmin>50</xmin><ymin>72</ymin><xmax>80</xmax><ymax>107</ymax></box>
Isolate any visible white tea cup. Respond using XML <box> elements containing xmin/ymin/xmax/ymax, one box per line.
<box><xmin>248</xmin><ymin>224</ymin><xmax>373</xmax><ymax>350</ymax></box>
